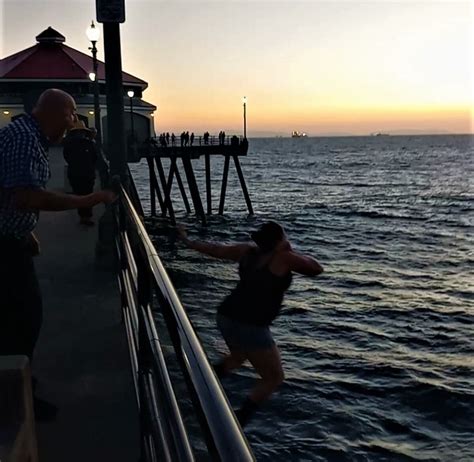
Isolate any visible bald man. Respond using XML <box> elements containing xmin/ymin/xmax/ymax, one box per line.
<box><xmin>0</xmin><ymin>89</ymin><xmax>115</xmax><ymax>418</ymax></box>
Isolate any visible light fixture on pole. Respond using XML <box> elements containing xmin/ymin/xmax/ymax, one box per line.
<box><xmin>86</xmin><ymin>20</ymin><xmax>102</xmax><ymax>151</ymax></box>
<box><xmin>242</xmin><ymin>96</ymin><xmax>247</xmax><ymax>139</ymax></box>
<box><xmin>127</xmin><ymin>90</ymin><xmax>135</xmax><ymax>143</ymax></box>
<box><xmin>151</xmin><ymin>108</ymin><xmax>157</xmax><ymax>137</ymax></box>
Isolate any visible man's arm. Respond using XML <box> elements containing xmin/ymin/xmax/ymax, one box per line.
<box><xmin>13</xmin><ymin>188</ymin><xmax>116</xmax><ymax>212</ymax></box>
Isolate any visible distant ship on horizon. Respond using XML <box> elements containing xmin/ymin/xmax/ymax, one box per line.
<box><xmin>371</xmin><ymin>132</ymin><xmax>390</xmax><ymax>137</ymax></box>
<box><xmin>292</xmin><ymin>131</ymin><xmax>308</xmax><ymax>138</ymax></box>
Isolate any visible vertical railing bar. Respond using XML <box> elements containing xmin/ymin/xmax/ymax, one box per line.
<box><xmin>141</xmin><ymin>304</ymin><xmax>195</xmax><ymax>461</ymax></box>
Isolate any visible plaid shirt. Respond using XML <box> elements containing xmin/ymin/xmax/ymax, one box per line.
<box><xmin>0</xmin><ymin>114</ymin><xmax>50</xmax><ymax>238</ymax></box>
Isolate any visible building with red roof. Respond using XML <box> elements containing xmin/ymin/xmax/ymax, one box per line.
<box><xmin>0</xmin><ymin>26</ymin><xmax>156</xmax><ymax>144</ymax></box>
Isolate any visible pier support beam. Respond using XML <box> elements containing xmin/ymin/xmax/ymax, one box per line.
<box><xmin>154</xmin><ymin>158</ymin><xmax>175</xmax><ymax>220</ymax></box>
<box><xmin>233</xmin><ymin>155</ymin><xmax>254</xmax><ymax>215</ymax></box>
<box><xmin>174</xmin><ymin>164</ymin><xmax>192</xmax><ymax>214</ymax></box>
<box><xmin>146</xmin><ymin>157</ymin><xmax>165</xmax><ymax>216</ymax></box>
<box><xmin>218</xmin><ymin>155</ymin><xmax>230</xmax><ymax>215</ymax></box>
<box><xmin>182</xmin><ymin>155</ymin><xmax>206</xmax><ymax>225</ymax></box>
<box><xmin>205</xmin><ymin>154</ymin><xmax>212</xmax><ymax>215</ymax></box>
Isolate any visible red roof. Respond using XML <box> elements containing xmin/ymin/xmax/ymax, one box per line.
<box><xmin>0</xmin><ymin>27</ymin><xmax>147</xmax><ymax>88</ymax></box>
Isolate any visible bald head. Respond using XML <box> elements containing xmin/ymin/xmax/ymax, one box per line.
<box><xmin>33</xmin><ymin>89</ymin><xmax>77</xmax><ymax>143</ymax></box>
<box><xmin>35</xmin><ymin>89</ymin><xmax>76</xmax><ymax>112</ymax></box>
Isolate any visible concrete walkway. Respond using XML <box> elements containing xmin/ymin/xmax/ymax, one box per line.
<box><xmin>32</xmin><ymin>148</ymin><xmax>139</xmax><ymax>461</ymax></box>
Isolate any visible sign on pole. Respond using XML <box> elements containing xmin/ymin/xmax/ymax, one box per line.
<box><xmin>96</xmin><ymin>0</ymin><xmax>125</xmax><ymax>23</ymax></box>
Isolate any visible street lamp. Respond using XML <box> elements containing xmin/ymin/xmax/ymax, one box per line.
<box><xmin>86</xmin><ymin>21</ymin><xmax>102</xmax><ymax>151</ymax></box>
<box><xmin>151</xmin><ymin>109</ymin><xmax>157</xmax><ymax>137</ymax></box>
<box><xmin>127</xmin><ymin>90</ymin><xmax>135</xmax><ymax>143</ymax></box>
<box><xmin>242</xmin><ymin>96</ymin><xmax>247</xmax><ymax>139</ymax></box>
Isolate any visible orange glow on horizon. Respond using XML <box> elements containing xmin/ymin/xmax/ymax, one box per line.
<box><xmin>2</xmin><ymin>1</ymin><xmax>473</xmax><ymax>136</ymax></box>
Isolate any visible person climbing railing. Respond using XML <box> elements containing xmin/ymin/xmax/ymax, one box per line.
<box><xmin>114</xmin><ymin>183</ymin><xmax>255</xmax><ymax>461</ymax></box>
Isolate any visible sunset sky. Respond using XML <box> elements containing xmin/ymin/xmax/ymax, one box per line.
<box><xmin>1</xmin><ymin>0</ymin><xmax>473</xmax><ymax>136</ymax></box>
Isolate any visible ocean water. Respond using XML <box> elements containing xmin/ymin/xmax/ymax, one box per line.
<box><xmin>130</xmin><ymin>135</ymin><xmax>474</xmax><ymax>462</ymax></box>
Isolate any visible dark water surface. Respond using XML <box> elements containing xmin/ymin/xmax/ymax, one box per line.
<box><xmin>130</xmin><ymin>135</ymin><xmax>474</xmax><ymax>462</ymax></box>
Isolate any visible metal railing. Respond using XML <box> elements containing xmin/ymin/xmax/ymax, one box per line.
<box><xmin>114</xmin><ymin>184</ymin><xmax>255</xmax><ymax>461</ymax></box>
<box><xmin>151</xmin><ymin>135</ymin><xmax>245</xmax><ymax>148</ymax></box>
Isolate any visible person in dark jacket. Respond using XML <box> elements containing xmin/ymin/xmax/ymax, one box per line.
<box><xmin>178</xmin><ymin>221</ymin><xmax>324</xmax><ymax>426</ymax></box>
<box><xmin>63</xmin><ymin>120</ymin><xmax>98</xmax><ymax>225</ymax></box>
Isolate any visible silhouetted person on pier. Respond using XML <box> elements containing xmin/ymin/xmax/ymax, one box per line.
<box><xmin>180</xmin><ymin>131</ymin><xmax>185</xmax><ymax>147</ymax></box>
<box><xmin>190</xmin><ymin>132</ymin><xmax>195</xmax><ymax>146</ymax></box>
<box><xmin>162</xmin><ymin>133</ymin><xmax>168</xmax><ymax>147</ymax></box>
<box><xmin>178</xmin><ymin>222</ymin><xmax>323</xmax><ymax>427</ymax></box>
<box><xmin>63</xmin><ymin>121</ymin><xmax>98</xmax><ymax>226</ymax></box>
<box><xmin>185</xmin><ymin>131</ymin><xmax>190</xmax><ymax>146</ymax></box>
<box><xmin>219</xmin><ymin>130</ymin><xmax>226</xmax><ymax>145</ymax></box>
<box><xmin>0</xmin><ymin>89</ymin><xmax>115</xmax><ymax>421</ymax></box>
<box><xmin>204</xmin><ymin>131</ymin><xmax>210</xmax><ymax>145</ymax></box>
<box><xmin>166</xmin><ymin>132</ymin><xmax>170</xmax><ymax>145</ymax></box>
<box><xmin>171</xmin><ymin>133</ymin><xmax>176</xmax><ymax>146</ymax></box>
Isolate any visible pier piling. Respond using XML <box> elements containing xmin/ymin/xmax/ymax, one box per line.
<box><xmin>142</xmin><ymin>138</ymin><xmax>252</xmax><ymax>223</ymax></box>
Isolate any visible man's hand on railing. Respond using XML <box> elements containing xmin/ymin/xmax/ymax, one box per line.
<box><xmin>85</xmin><ymin>190</ymin><xmax>118</xmax><ymax>207</ymax></box>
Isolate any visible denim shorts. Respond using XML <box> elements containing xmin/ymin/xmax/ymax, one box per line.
<box><xmin>216</xmin><ymin>314</ymin><xmax>275</xmax><ymax>351</ymax></box>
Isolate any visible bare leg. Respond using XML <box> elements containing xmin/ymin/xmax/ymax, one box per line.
<box><xmin>246</xmin><ymin>344</ymin><xmax>284</xmax><ymax>403</ymax></box>
<box><xmin>235</xmin><ymin>344</ymin><xmax>284</xmax><ymax>426</ymax></box>
<box><xmin>214</xmin><ymin>348</ymin><xmax>247</xmax><ymax>378</ymax></box>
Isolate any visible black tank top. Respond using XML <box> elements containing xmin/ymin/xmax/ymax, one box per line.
<box><xmin>218</xmin><ymin>248</ymin><xmax>293</xmax><ymax>326</ymax></box>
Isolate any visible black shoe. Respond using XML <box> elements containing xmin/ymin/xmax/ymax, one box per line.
<box><xmin>33</xmin><ymin>396</ymin><xmax>58</xmax><ymax>422</ymax></box>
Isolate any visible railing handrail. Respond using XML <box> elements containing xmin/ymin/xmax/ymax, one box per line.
<box><xmin>150</xmin><ymin>134</ymin><xmax>244</xmax><ymax>147</ymax></box>
<box><xmin>117</xmin><ymin>186</ymin><xmax>255</xmax><ymax>461</ymax></box>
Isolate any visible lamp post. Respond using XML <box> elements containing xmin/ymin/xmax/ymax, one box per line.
<box><xmin>127</xmin><ymin>89</ymin><xmax>135</xmax><ymax>144</ymax></box>
<box><xmin>242</xmin><ymin>96</ymin><xmax>247</xmax><ymax>139</ymax></box>
<box><xmin>86</xmin><ymin>21</ymin><xmax>102</xmax><ymax>151</ymax></box>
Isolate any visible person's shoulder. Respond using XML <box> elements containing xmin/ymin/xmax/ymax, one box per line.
<box><xmin>4</xmin><ymin>116</ymin><xmax>40</xmax><ymax>145</ymax></box>
<box><xmin>1</xmin><ymin>117</ymin><xmax>39</xmax><ymax>150</ymax></box>
<box><xmin>240</xmin><ymin>242</ymin><xmax>257</xmax><ymax>252</ymax></box>
<box><xmin>273</xmin><ymin>249</ymin><xmax>295</xmax><ymax>264</ymax></box>
<box><xmin>236</xmin><ymin>242</ymin><xmax>257</xmax><ymax>260</ymax></box>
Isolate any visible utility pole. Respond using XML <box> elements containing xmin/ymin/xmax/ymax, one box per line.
<box><xmin>97</xmin><ymin>0</ymin><xmax>127</xmax><ymax>184</ymax></box>
<box><xmin>95</xmin><ymin>0</ymin><xmax>127</xmax><ymax>264</ymax></box>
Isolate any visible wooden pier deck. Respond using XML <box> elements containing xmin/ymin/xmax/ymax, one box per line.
<box><xmin>138</xmin><ymin>136</ymin><xmax>248</xmax><ymax>159</ymax></box>
<box><xmin>32</xmin><ymin>147</ymin><xmax>139</xmax><ymax>461</ymax></box>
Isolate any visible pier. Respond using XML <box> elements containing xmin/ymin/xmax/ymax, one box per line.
<box><xmin>141</xmin><ymin>135</ymin><xmax>254</xmax><ymax>224</ymax></box>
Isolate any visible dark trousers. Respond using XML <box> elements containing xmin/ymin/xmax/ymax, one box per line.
<box><xmin>68</xmin><ymin>172</ymin><xmax>95</xmax><ymax>219</ymax></box>
<box><xmin>0</xmin><ymin>237</ymin><xmax>43</xmax><ymax>360</ymax></box>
